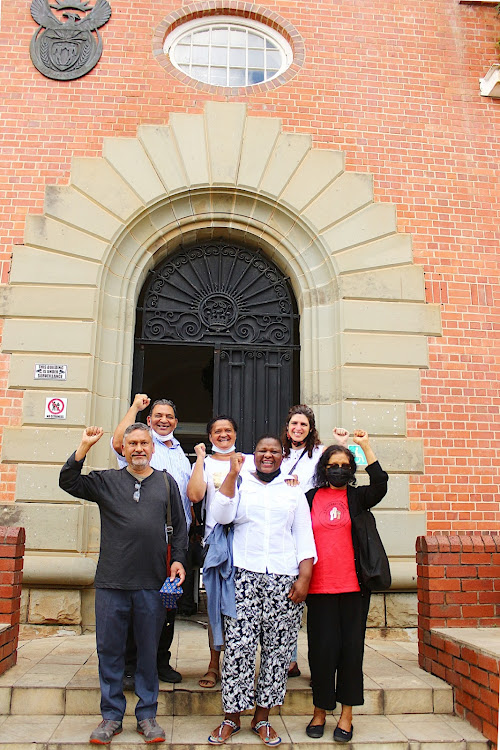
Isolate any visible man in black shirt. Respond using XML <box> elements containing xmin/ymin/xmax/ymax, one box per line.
<box><xmin>60</xmin><ymin>424</ymin><xmax>187</xmax><ymax>745</ymax></box>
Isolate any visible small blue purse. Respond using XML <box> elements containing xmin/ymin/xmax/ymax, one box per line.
<box><xmin>159</xmin><ymin>577</ymin><xmax>183</xmax><ymax>609</ymax></box>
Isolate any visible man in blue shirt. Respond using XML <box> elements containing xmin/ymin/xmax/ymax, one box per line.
<box><xmin>112</xmin><ymin>395</ymin><xmax>192</xmax><ymax>684</ymax></box>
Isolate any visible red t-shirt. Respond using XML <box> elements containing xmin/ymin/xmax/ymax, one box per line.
<box><xmin>308</xmin><ymin>486</ymin><xmax>360</xmax><ymax>594</ymax></box>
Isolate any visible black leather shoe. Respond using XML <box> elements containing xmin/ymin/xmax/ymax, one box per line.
<box><xmin>157</xmin><ymin>665</ymin><xmax>182</xmax><ymax>683</ymax></box>
<box><xmin>123</xmin><ymin>674</ymin><xmax>135</xmax><ymax>691</ymax></box>
<box><xmin>333</xmin><ymin>725</ymin><xmax>353</xmax><ymax>743</ymax></box>
<box><xmin>306</xmin><ymin>720</ymin><xmax>325</xmax><ymax>739</ymax></box>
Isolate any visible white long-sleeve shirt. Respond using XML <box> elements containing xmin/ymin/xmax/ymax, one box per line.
<box><xmin>212</xmin><ymin>472</ymin><xmax>317</xmax><ymax>576</ymax></box>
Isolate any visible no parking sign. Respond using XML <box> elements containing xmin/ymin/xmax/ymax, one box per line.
<box><xmin>45</xmin><ymin>397</ymin><xmax>67</xmax><ymax>420</ymax></box>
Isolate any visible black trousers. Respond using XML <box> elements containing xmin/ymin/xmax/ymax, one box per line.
<box><xmin>125</xmin><ymin>608</ymin><xmax>175</xmax><ymax>674</ymax></box>
<box><xmin>307</xmin><ymin>591</ymin><xmax>370</xmax><ymax>711</ymax></box>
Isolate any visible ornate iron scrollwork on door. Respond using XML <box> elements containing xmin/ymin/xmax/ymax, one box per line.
<box><xmin>139</xmin><ymin>243</ymin><xmax>298</xmax><ymax>346</ymax></box>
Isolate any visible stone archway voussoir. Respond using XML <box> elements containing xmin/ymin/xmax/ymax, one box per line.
<box><xmin>43</xmin><ymin>185</ymin><xmax>123</xmax><ymax>242</ymax></box>
<box><xmin>70</xmin><ymin>156</ymin><xmax>144</xmax><ymax>221</ymax></box>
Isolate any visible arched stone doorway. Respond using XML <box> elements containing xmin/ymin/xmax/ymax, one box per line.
<box><xmin>0</xmin><ymin>101</ymin><xmax>442</xmax><ymax>624</ymax></box>
<box><xmin>133</xmin><ymin>240</ymin><xmax>300</xmax><ymax>452</ymax></box>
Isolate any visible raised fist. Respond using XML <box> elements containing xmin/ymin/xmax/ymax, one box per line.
<box><xmin>132</xmin><ymin>393</ymin><xmax>150</xmax><ymax>412</ymax></box>
<box><xmin>352</xmin><ymin>429</ymin><xmax>369</xmax><ymax>449</ymax></box>
<box><xmin>332</xmin><ymin>427</ymin><xmax>349</xmax><ymax>447</ymax></box>
<box><xmin>194</xmin><ymin>443</ymin><xmax>207</xmax><ymax>460</ymax></box>
<box><xmin>81</xmin><ymin>426</ymin><xmax>104</xmax><ymax>447</ymax></box>
<box><xmin>230</xmin><ymin>452</ymin><xmax>245</xmax><ymax>475</ymax></box>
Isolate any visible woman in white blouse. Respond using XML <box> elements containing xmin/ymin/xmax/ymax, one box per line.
<box><xmin>187</xmin><ymin>415</ymin><xmax>255</xmax><ymax>689</ymax></box>
<box><xmin>207</xmin><ymin>435</ymin><xmax>316</xmax><ymax>746</ymax></box>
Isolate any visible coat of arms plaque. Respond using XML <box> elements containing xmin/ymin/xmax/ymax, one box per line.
<box><xmin>30</xmin><ymin>0</ymin><xmax>111</xmax><ymax>80</ymax></box>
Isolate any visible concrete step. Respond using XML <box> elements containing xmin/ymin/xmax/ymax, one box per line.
<box><xmin>1</xmin><ymin>674</ymin><xmax>454</xmax><ymax>717</ymax></box>
<box><xmin>0</xmin><ymin>713</ymin><xmax>490</xmax><ymax>749</ymax></box>
<box><xmin>0</xmin><ymin>626</ymin><xmax>455</xmax><ymax>718</ymax></box>
<box><xmin>0</xmin><ymin>644</ymin><xmax>453</xmax><ymax>716</ymax></box>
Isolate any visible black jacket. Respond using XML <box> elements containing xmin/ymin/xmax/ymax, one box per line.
<box><xmin>305</xmin><ymin>460</ymin><xmax>388</xmax><ymax>593</ymax></box>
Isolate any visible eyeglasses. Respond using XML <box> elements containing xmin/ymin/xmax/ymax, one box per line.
<box><xmin>133</xmin><ymin>482</ymin><xmax>141</xmax><ymax>502</ymax></box>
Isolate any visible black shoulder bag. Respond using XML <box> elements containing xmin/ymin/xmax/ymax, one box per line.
<box><xmin>351</xmin><ymin>509</ymin><xmax>391</xmax><ymax>591</ymax></box>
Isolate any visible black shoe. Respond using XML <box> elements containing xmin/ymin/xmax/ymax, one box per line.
<box><xmin>123</xmin><ymin>674</ymin><xmax>135</xmax><ymax>691</ymax></box>
<box><xmin>306</xmin><ymin>720</ymin><xmax>325</xmax><ymax>739</ymax></box>
<box><xmin>177</xmin><ymin>605</ymin><xmax>197</xmax><ymax>617</ymax></box>
<box><xmin>333</xmin><ymin>725</ymin><xmax>353</xmax><ymax>743</ymax></box>
<box><xmin>158</xmin><ymin>664</ymin><xmax>182</xmax><ymax>683</ymax></box>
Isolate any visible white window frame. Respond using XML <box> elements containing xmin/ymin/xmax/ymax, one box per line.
<box><xmin>164</xmin><ymin>15</ymin><xmax>293</xmax><ymax>87</ymax></box>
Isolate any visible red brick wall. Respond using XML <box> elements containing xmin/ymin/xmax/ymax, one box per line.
<box><xmin>1</xmin><ymin>0</ymin><xmax>499</xmax><ymax>530</ymax></box>
<box><xmin>417</xmin><ymin>534</ymin><xmax>500</xmax><ymax>744</ymax></box>
<box><xmin>0</xmin><ymin>527</ymin><xmax>25</xmax><ymax>676</ymax></box>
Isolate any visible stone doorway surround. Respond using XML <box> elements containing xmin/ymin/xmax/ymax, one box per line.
<box><xmin>0</xmin><ymin>102</ymin><xmax>441</xmax><ymax>629</ymax></box>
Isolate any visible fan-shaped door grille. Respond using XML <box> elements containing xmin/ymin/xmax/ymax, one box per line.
<box><xmin>138</xmin><ymin>242</ymin><xmax>298</xmax><ymax>347</ymax></box>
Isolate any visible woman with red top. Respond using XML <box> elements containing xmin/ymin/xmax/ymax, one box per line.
<box><xmin>305</xmin><ymin>430</ymin><xmax>388</xmax><ymax>744</ymax></box>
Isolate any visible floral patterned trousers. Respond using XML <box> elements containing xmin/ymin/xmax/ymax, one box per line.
<box><xmin>221</xmin><ymin>568</ymin><xmax>304</xmax><ymax>713</ymax></box>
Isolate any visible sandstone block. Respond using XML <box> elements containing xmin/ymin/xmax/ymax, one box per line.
<box><xmin>385</xmin><ymin>592</ymin><xmax>418</xmax><ymax>627</ymax></box>
<box><xmin>20</xmin><ymin>588</ymin><xmax>29</xmax><ymax>623</ymax></box>
<box><xmin>367</xmin><ymin>593</ymin><xmax>385</xmax><ymax>627</ymax></box>
<box><xmin>28</xmin><ymin>589</ymin><xmax>81</xmax><ymax>625</ymax></box>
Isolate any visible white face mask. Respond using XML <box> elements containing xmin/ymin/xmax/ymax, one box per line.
<box><xmin>211</xmin><ymin>443</ymin><xmax>236</xmax><ymax>455</ymax></box>
<box><xmin>152</xmin><ymin>429</ymin><xmax>174</xmax><ymax>443</ymax></box>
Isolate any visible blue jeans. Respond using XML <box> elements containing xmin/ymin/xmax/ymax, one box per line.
<box><xmin>95</xmin><ymin>588</ymin><xmax>166</xmax><ymax>721</ymax></box>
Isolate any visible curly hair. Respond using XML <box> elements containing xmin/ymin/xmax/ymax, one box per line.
<box><xmin>313</xmin><ymin>444</ymin><xmax>357</xmax><ymax>488</ymax></box>
<box><xmin>282</xmin><ymin>404</ymin><xmax>321</xmax><ymax>458</ymax></box>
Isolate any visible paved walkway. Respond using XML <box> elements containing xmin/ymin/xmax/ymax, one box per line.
<box><xmin>0</xmin><ymin>619</ymin><xmax>489</xmax><ymax>748</ymax></box>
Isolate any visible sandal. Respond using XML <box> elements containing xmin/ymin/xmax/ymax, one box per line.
<box><xmin>208</xmin><ymin>720</ymin><xmax>240</xmax><ymax>745</ymax></box>
<box><xmin>199</xmin><ymin>669</ymin><xmax>219</xmax><ymax>688</ymax></box>
<box><xmin>251</xmin><ymin>721</ymin><xmax>281</xmax><ymax>746</ymax></box>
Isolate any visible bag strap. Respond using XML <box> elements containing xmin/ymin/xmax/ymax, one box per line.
<box><xmin>287</xmin><ymin>447</ymin><xmax>308</xmax><ymax>476</ymax></box>
<box><xmin>162</xmin><ymin>470</ymin><xmax>172</xmax><ymax>540</ymax></box>
<box><xmin>306</xmin><ymin>487</ymin><xmax>318</xmax><ymax>510</ymax></box>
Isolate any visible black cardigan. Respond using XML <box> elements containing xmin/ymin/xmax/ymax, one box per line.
<box><xmin>305</xmin><ymin>460</ymin><xmax>388</xmax><ymax>593</ymax></box>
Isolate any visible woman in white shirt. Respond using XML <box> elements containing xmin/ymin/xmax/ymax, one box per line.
<box><xmin>187</xmin><ymin>415</ymin><xmax>255</xmax><ymax>689</ymax></box>
<box><xmin>281</xmin><ymin>405</ymin><xmax>324</xmax><ymax>493</ymax></box>
<box><xmin>207</xmin><ymin>436</ymin><xmax>316</xmax><ymax>746</ymax></box>
<box><xmin>280</xmin><ymin>404</ymin><xmax>324</xmax><ymax>677</ymax></box>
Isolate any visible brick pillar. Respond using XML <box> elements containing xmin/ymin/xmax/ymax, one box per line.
<box><xmin>417</xmin><ymin>534</ymin><xmax>500</xmax><ymax>746</ymax></box>
<box><xmin>0</xmin><ymin>526</ymin><xmax>25</xmax><ymax>676</ymax></box>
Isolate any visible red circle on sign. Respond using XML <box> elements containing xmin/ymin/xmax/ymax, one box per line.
<box><xmin>47</xmin><ymin>398</ymin><xmax>64</xmax><ymax>414</ymax></box>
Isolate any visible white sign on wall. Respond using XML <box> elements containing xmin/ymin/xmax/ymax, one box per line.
<box><xmin>35</xmin><ymin>364</ymin><xmax>67</xmax><ymax>380</ymax></box>
<box><xmin>45</xmin><ymin>397</ymin><xmax>67</xmax><ymax>420</ymax></box>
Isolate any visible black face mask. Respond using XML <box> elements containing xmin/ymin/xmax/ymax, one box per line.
<box><xmin>255</xmin><ymin>468</ymin><xmax>281</xmax><ymax>483</ymax></box>
<box><xmin>326</xmin><ymin>466</ymin><xmax>353</xmax><ymax>487</ymax></box>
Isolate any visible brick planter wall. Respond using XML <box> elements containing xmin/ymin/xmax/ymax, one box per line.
<box><xmin>417</xmin><ymin>534</ymin><xmax>500</xmax><ymax>745</ymax></box>
<box><xmin>0</xmin><ymin>527</ymin><xmax>25</xmax><ymax>676</ymax></box>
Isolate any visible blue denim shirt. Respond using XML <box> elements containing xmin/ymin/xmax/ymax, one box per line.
<box><xmin>203</xmin><ymin>524</ymin><xmax>236</xmax><ymax>649</ymax></box>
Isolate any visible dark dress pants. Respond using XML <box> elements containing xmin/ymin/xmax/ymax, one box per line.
<box><xmin>95</xmin><ymin>588</ymin><xmax>166</xmax><ymax>721</ymax></box>
<box><xmin>125</xmin><ymin>609</ymin><xmax>175</xmax><ymax>674</ymax></box>
<box><xmin>307</xmin><ymin>591</ymin><xmax>371</xmax><ymax>711</ymax></box>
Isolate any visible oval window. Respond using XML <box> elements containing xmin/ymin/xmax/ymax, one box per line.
<box><xmin>164</xmin><ymin>16</ymin><xmax>293</xmax><ymax>88</ymax></box>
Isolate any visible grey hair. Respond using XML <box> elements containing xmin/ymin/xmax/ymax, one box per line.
<box><xmin>123</xmin><ymin>422</ymin><xmax>152</xmax><ymax>439</ymax></box>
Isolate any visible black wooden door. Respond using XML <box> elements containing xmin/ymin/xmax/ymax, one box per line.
<box><xmin>134</xmin><ymin>241</ymin><xmax>299</xmax><ymax>452</ymax></box>
<box><xmin>213</xmin><ymin>347</ymin><xmax>294</xmax><ymax>453</ymax></box>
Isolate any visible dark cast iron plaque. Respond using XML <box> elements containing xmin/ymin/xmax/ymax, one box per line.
<box><xmin>30</xmin><ymin>0</ymin><xmax>111</xmax><ymax>80</ymax></box>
